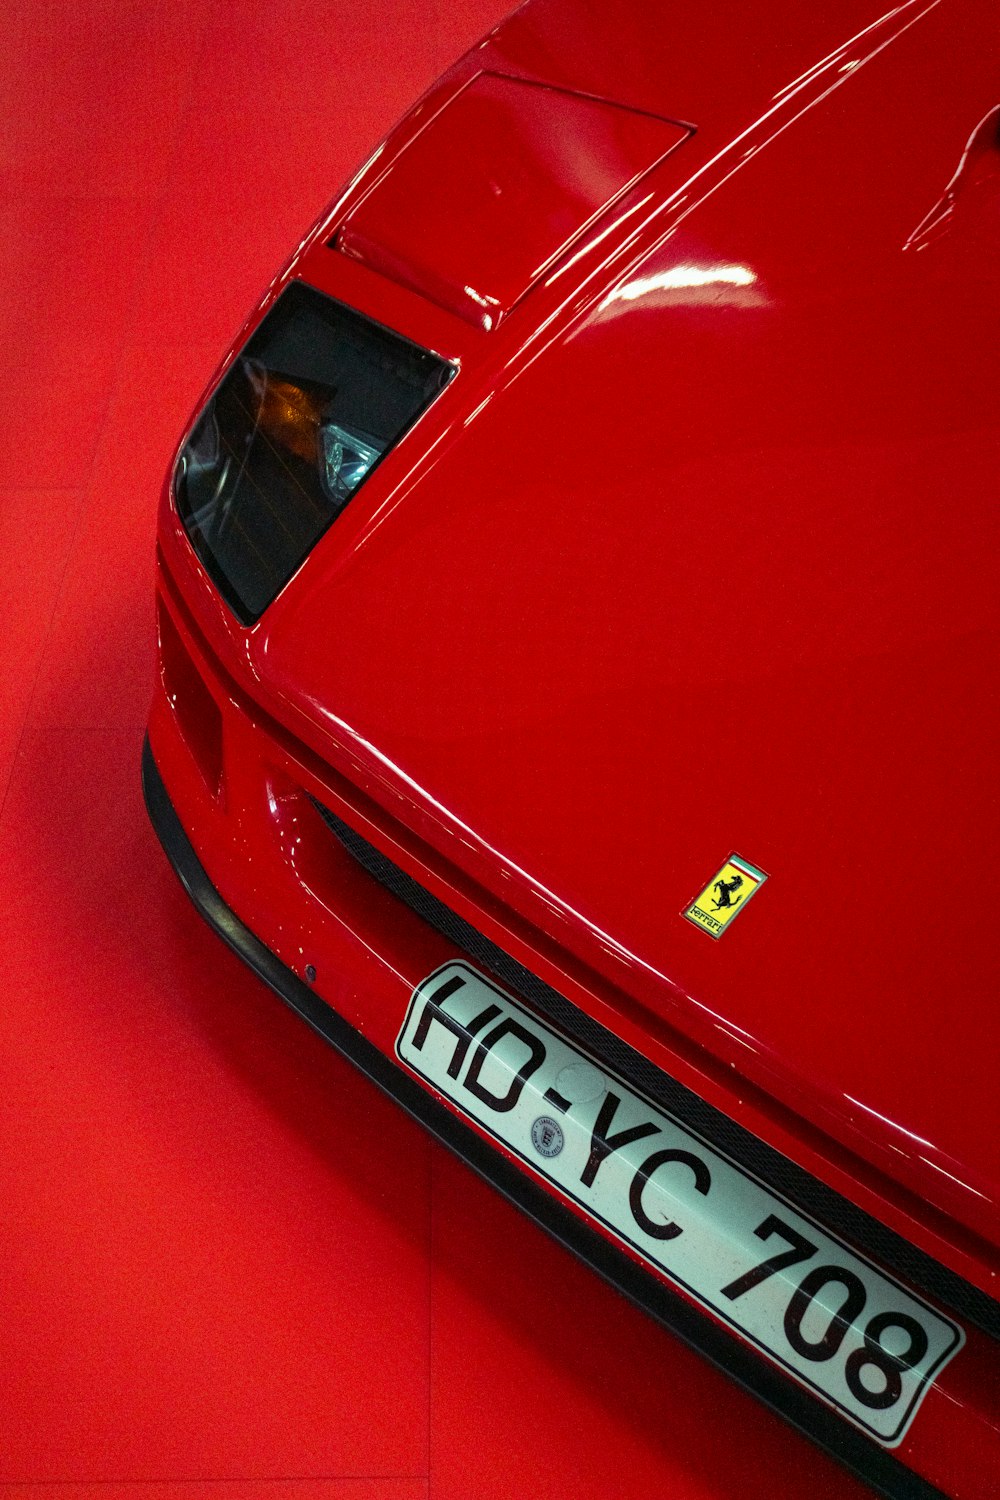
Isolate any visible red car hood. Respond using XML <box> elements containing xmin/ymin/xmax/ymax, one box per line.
<box><xmin>242</xmin><ymin>0</ymin><xmax>1000</xmax><ymax>1260</ymax></box>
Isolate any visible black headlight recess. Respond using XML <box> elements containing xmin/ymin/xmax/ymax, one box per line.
<box><xmin>174</xmin><ymin>281</ymin><xmax>455</xmax><ymax>623</ymax></box>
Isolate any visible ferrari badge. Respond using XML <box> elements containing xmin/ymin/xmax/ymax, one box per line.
<box><xmin>683</xmin><ymin>853</ymin><xmax>768</xmax><ymax>938</ymax></box>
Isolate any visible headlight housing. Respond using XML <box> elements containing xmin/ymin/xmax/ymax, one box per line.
<box><xmin>174</xmin><ymin>281</ymin><xmax>454</xmax><ymax>622</ymax></box>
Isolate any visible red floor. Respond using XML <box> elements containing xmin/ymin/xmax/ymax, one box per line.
<box><xmin>0</xmin><ymin>4</ymin><xmax>872</xmax><ymax>1495</ymax></box>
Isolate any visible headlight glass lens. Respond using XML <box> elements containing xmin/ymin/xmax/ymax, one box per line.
<box><xmin>174</xmin><ymin>281</ymin><xmax>454</xmax><ymax>622</ymax></box>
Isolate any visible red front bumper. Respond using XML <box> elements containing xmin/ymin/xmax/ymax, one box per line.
<box><xmin>146</xmin><ymin>545</ymin><xmax>1000</xmax><ymax>1500</ymax></box>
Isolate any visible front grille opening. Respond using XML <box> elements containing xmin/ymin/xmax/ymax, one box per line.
<box><xmin>158</xmin><ymin>600</ymin><xmax>223</xmax><ymax>795</ymax></box>
<box><xmin>310</xmin><ymin>795</ymin><xmax>583</xmax><ymax>1037</ymax></box>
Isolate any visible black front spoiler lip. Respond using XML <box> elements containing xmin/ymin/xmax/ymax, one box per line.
<box><xmin>141</xmin><ymin>734</ymin><xmax>945</xmax><ymax>1500</ymax></box>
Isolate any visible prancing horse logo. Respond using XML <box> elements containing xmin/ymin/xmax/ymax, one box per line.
<box><xmin>683</xmin><ymin>854</ymin><xmax>768</xmax><ymax>938</ymax></box>
<box><xmin>712</xmin><ymin>874</ymin><xmax>744</xmax><ymax>910</ymax></box>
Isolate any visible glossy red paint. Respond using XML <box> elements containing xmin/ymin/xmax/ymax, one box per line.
<box><xmin>147</xmin><ymin>0</ymin><xmax>1000</xmax><ymax>1494</ymax></box>
<box><xmin>337</xmin><ymin>73</ymin><xmax>691</xmax><ymax>328</ymax></box>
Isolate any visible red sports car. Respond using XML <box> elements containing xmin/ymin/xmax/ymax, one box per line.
<box><xmin>143</xmin><ymin>1</ymin><xmax>1000</xmax><ymax>1494</ymax></box>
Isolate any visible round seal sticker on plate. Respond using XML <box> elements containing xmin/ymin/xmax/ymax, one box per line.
<box><xmin>530</xmin><ymin>1116</ymin><xmax>564</xmax><ymax>1159</ymax></box>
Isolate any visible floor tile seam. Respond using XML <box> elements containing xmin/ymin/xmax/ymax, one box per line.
<box><xmin>0</xmin><ymin>1474</ymin><xmax>430</xmax><ymax>1489</ymax></box>
<box><xmin>110</xmin><ymin>0</ymin><xmax>238</xmax><ymax>352</ymax></box>
<box><xmin>0</xmin><ymin>485</ymin><xmax>104</xmax><ymax>828</ymax></box>
<box><xmin>0</xmin><ymin>298</ymin><xmax>136</xmax><ymax>794</ymax></box>
<box><xmin>0</xmin><ymin>192</ymin><xmax>163</xmax><ymax>206</ymax></box>
<box><xmin>0</xmin><ymin>9</ymin><xmax>215</xmax><ymax>820</ymax></box>
<box><xmin>37</xmin><ymin>0</ymin><xmax>221</xmax><ymax>407</ymax></box>
<box><xmin>3</xmin><ymin>0</ymin><xmax>222</xmax><ymax>778</ymax></box>
<box><xmin>23</xmin><ymin>722</ymin><xmax>149</xmax><ymax>733</ymax></box>
<box><xmin>0</xmin><ymin>205</ymin><xmax>184</xmax><ymax>817</ymax></box>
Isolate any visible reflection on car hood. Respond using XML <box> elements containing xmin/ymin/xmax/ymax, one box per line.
<box><xmin>249</xmin><ymin>0</ymin><xmax>1000</xmax><ymax>1259</ymax></box>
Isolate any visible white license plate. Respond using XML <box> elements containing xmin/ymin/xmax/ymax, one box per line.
<box><xmin>396</xmin><ymin>961</ymin><xmax>963</xmax><ymax>1444</ymax></box>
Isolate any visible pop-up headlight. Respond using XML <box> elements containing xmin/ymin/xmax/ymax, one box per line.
<box><xmin>174</xmin><ymin>281</ymin><xmax>454</xmax><ymax>623</ymax></box>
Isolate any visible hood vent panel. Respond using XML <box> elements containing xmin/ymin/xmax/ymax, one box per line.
<box><xmin>335</xmin><ymin>73</ymin><xmax>690</xmax><ymax>330</ymax></box>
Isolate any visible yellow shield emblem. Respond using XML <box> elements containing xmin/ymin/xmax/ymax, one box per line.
<box><xmin>683</xmin><ymin>854</ymin><xmax>768</xmax><ymax>938</ymax></box>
